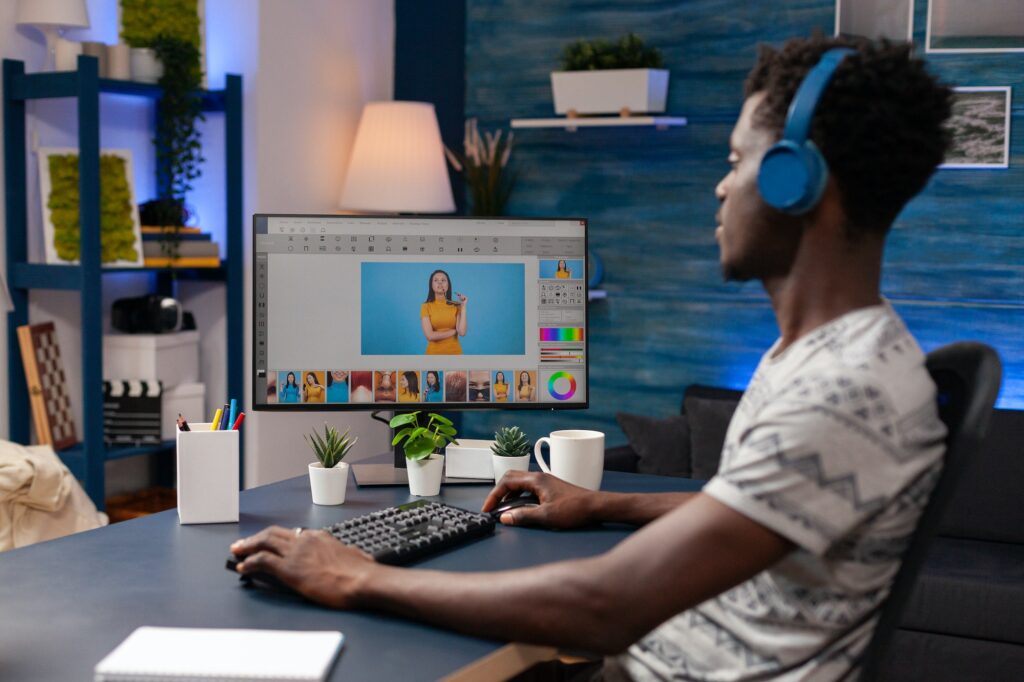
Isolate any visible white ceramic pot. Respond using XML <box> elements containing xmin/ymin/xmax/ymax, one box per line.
<box><xmin>407</xmin><ymin>454</ymin><xmax>444</xmax><ymax>497</ymax></box>
<box><xmin>130</xmin><ymin>47</ymin><xmax>164</xmax><ymax>84</ymax></box>
<box><xmin>308</xmin><ymin>461</ymin><xmax>349</xmax><ymax>505</ymax></box>
<box><xmin>492</xmin><ymin>454</ymin><xmax>530</xmax><ymax>482</ymax></box>
<box><xmin>550</xmin><ymin>68</ymin><xmax>669</xmax><ymax>115</ymax></box>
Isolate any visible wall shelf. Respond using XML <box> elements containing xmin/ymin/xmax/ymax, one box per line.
<box><xmin>3</xmin><ymin>55</ymin><xmax>244</xmax><ymax>509</ymax></box>
<box><xmin>511</xmin><ymin>116</ymin><xmax>687</xmax><ymax>130</ymax></box>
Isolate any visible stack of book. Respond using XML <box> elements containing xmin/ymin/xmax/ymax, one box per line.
<box><xmin>141</xmin><ymin>227</ymin><xmax>221</xmax><ymax>267</ymax></box>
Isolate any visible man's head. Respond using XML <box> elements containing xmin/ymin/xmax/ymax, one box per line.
<box><xmin>715</xmin><ymin>35</ymin><xmax>952</xmax><ymax>282</ymax></box>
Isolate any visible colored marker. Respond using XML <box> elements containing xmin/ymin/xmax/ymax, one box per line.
<box><xmin>231</xmin><ymin>412</ymin><xmax>246</xmax><ymax>430</ymax></box>
<box><xmin>220</xmin><ymin>403</ymin><xmax>230</xmax><ymax>430</ymax></box>
<box><xmin>176</xmin><ymin>414</ymin><xmax>191</xmax><ymax>432</ymax></box>
<box><xmin>227</xmin><ymin>399</ymin><xmax>238</xmax><ymax>432</ymax></box>
<box><xmin>210</xmin><ymin>408</ymin><xmax>223</xmax><ymax>431</ymax></box>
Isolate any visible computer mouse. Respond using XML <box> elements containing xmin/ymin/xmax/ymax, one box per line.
<box><xmin>490</xmin><ymin>492</ymin><xmax>541</xmax><ymax>518</ymax></box>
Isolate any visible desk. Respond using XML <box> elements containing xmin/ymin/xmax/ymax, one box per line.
<box><xmin>0</xmin><ymin>471</ymin><xmax>701</xmax><ymax>681</ymax></box>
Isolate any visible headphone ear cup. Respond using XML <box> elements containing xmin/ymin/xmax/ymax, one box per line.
<box><xmin>758</xmin><ymin>140</ymin><xmax>829</xmax><ymax>215</ymax></box>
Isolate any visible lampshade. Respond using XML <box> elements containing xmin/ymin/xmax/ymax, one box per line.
<box><xmin>339</xmin><ymin>101</ymin><xmax>455</xmax><ymax>213</ymax></box>
<box><xmin>16</xmin><ymin>0</ymin><xmax>89</xmax><ymax>28</ymax></box>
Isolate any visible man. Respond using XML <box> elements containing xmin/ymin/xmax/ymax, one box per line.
<box><xmin>231</xmin><ymin>36</ymin><xmax>952</xmax><ymax>681</ymax></box>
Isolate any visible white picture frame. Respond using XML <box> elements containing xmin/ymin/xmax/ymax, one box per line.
<box><xmin>38</xmin><ymin>147</ymin><xmax>145</xmax><ymax>266</ymax></box>
<box><xmin>835</xmin><ymin>0</ymin><xmax>914</xmax><ymax>42</ymax></box>
<box><xmin>926</xmin><ymin>0</ymin><xmax>1024</xmax><ymax>53</ymax></box>
<box><xmin>940</xmin><ymin>87</ymin><xmax>1012</xmax><ymax>169</ymax></box>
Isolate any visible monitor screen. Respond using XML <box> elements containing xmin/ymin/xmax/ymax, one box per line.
<box><xmin>252</xmin><ymin>214</ymin><xmax>588</xmax><ymax>411</ymax></box>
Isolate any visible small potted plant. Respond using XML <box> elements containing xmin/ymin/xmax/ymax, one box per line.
<box><xmin>491</xmin><ymin>426</ymin><xmax>531</xmax><ymax>481</ymax></box>
<box><xmin>444</xmin><ymin>119</ymin><xmax>515</xmax><ymax>216</ymax></box>
<box><xmin>389</xmin><ymin>411</ymin><xmax>458</xmax><ymax>496</ymax></box>
<box><xmin>550</xmin><ymin>33</ymin><xmax>668</xmax><ymax>116</ymax></box>
<box><xmin>305</xmin><ymin>423</ymin><xmax>357</xmax><ymax>505</ymax></box>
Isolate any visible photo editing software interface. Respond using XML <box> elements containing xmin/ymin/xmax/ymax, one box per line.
<box><xmin>253</xmin><ymin>215</ymin><xmax>588</xmax><ymax>409</ymax></box>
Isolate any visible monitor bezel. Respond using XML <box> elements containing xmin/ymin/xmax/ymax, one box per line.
<box><xmin>251</xmin><ymin>213</ymin><xmax>590</xmax><ymax>412</ymax></box>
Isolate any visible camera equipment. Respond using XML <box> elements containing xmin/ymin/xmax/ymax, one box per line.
<box><xmin>111</xmin><ymin>294</ymin><xmax>195</xmax><ymax>334</ymax></box>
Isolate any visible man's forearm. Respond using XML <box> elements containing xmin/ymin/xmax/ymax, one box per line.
<box><xmin>352</xmin><ymin>556</ymin><xmax>635</xmax><ymax>654</ymax></box>
<box><xmin>588</xmin><ymin>491</ymin><xmax>696</xmax><ymax>526</ymax></box>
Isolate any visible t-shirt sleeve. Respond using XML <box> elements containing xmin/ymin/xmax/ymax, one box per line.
<box><xmin>420</xmin><ymin>303</ymin><xmax>429</xmax><ymax>320</ymax></box>
<box><xmin>703</xmin><ymin>384</ymin><xmax>941</xmax><ymax>556</ymax></box>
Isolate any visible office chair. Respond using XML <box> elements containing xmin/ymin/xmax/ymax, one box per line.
<box><xmin>855</xmin><ymin>342</ymin><xmax>1002</xmax><ymax>680</ymax></box>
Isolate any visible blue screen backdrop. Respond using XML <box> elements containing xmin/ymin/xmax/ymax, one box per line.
<box><xmin>361</xmin><ymin>262</ymin><xmax>526</xmax><ymax>355</ymax></box>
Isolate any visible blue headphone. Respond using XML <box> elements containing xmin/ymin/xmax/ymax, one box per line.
<box><xmin>757</xmin><ymin>48</ymin><xmax>854</xmax><ymax>215</ymax></box>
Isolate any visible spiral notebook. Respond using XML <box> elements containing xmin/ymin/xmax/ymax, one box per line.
<box><xmin>94</xmin><ymin>627</ymin><xmax>344</xmax><ymax>681</ymax></box>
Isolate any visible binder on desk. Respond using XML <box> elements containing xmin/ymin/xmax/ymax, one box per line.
<box><xmin>94</xmin><ymin>626</ymin><xmax>344</xmax><ymax>681</ymax></box>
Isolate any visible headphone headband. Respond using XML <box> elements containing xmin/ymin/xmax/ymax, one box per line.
<box><xmin>782</xmin><ymin>48</ymin><xmax>855</xmax><ymax>144</ymax></box>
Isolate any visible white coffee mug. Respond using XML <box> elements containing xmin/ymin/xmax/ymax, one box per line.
<box><xmin>534</xmin><ymin>430</ymin><xmax>604</xmax><ymax>490</ymax></box>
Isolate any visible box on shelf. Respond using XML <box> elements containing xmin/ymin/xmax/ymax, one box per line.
<box><xmin>103</xmin><ymin>380</ymin><xmax>162</xmax><ymax>446</ymax></box>
<box><xmin>103</xmin><ymin>331</ymin><xmax>199</xmax><ymax>388</ymax></box>
<box><xmin>444</xmin><ymin>439</ymin><xmax>496</xmax><ymax>480</ymax></box>
<box><xmin>161</xmin><ymin>382</ymin><xmax>205</xmax><ymax>440</ymax></box>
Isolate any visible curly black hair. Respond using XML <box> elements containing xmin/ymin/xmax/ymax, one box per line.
<box><xmin>745</xmin><ymin>35</ymin><xmax>953</xmax><ymax>236</ymax></box>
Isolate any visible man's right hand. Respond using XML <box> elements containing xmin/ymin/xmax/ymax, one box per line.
<box><xmin>481</xmin><ymin>471</ymin><xmax>599</xmax><ymax>529</ymax></box>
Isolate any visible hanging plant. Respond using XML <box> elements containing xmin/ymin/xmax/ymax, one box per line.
<box><xmin>148</xmin><ymin>35</ymin><xmax>204</xmax><ymax>264</ymax></box>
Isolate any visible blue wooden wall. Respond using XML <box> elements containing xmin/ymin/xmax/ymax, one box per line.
<box><xmin>458</xmin><ymin>0</ymin><xmax>1023</xmax><ymax>445</ymax></box>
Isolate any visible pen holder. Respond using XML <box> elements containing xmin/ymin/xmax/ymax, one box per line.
<box><xmin>176</xmin><ymin>424</ymin><xmax>239</xmax><ymax>524</ymax></box>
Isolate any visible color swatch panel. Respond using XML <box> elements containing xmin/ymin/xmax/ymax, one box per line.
<box><xmin>539</xmin><ymin>327</ymin><xmax>585</xmax><ymax>342</ymax></box>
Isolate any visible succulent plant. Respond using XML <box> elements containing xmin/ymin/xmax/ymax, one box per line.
<box><xmin>491</xmin><ymin>426</ymin><xmax>530</xmax><ymax>458</ymax></box>
<box><xmin>305</xmin><ymin>423</ymin><xmax>357</xmax><ymax>469</ymax></box>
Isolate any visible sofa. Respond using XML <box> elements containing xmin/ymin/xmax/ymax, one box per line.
<box><xmin>607</xmin><ymin>385</ymin><xmax>1024</xmax><ymax>680</ymax></box>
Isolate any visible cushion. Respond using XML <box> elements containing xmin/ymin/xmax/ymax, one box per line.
<box><xmin>901</xmin><ymin>537</ymin><xmax>1024</xmax><ymax>645</ymax></box>
<box><xmin>615</xmin><ymin>413</ymin><xmax>691</xmax><ymax>477</ymax></box>
<box><xmin>939</xmin><ymin>408</ymin><xmax>1024</xmax><ymax>543</ymax></box>
<box><xmin>683</xmin><ymin>387</ymin><xmax>741</xmax><ymax>480</ymax></box>
<box><xmin>880</xmin><ymin>629</ymin><xmax>1024</xmax><ymax>681</ymax></box>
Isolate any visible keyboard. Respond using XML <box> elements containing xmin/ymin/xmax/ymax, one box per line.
<box><xmin>226</xmin><ymin>500</ymin><xmax>496</xmax><ymax>585</ymax></box>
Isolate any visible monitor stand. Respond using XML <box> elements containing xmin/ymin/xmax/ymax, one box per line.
<box><xmin>351</xmin><ymin>462</ymin><xmax>489</xmax><ymax>487</ymax></box>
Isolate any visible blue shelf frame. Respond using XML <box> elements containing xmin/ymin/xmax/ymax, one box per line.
<box><xmin>3</xmin><ymin>56</ymin><xmax>244</xmax><ymax>508</ymax></box>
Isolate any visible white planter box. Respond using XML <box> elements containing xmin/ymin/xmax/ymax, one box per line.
<box><xmin>550</xmin><ymin>68</ymin><xmax>669</xmax><ymax>115</ymax></box>
<box><xmin>104</xmin><ymin>331</ymin><xmax>200</xmax><ymax>388</ymax></box>
<box><xmin>161</xmin><ymin>382</ymin><xmax>205</xmax><ymax>440</ymax></box>
<box><xmin>445</xmin><ymin>439</ymin><xmax>496</xmax><ymax>480</ymax></box>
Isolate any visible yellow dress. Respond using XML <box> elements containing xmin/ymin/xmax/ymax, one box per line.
<box><xmin>518</xmin><ymin>384</ymin><xmax>534</xmax><ymax>401</ymax></box>
<box><xmin>398</xmin><ymin>387</ymin><xmax>419</xmax><ymax>402</ymax></box>
<box><xmin>555</xmin><ymin>270</ymin><xmax>570</xmax><ymax>279</ymax></box>
<box><xmin>421</xmin><ymin>300</ymin><xmax>463</xmax><ymax>355</ymax></box>
<box><xmin>494</xmin><ymin>382</ymin><xmax>509</xmax><ymax>402</ymax></box>
<box><xmin>304</xmin><ymin>384</ymin><xmax>325</xmax><ymax>402</ymax></box>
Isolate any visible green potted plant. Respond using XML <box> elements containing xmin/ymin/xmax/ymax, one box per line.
<box><xmin>491</xmin><ymin>426</ymin><xmax>531</xmax><ymax>481</ymax></box>
<box><xmin>305</xmin><ymin>423</ymin><xmax>358</xmax><ymax>505</ymax></box>
<box><xmin>551</xmin><ymin>33</ymin><xmax>668</xmax><ymax>116</ymax></box>
<box><xmin>389</xmin><ymin>411</ymin><xmax>459</xmax><ymax>496</ymax></box>
<box><xmin>444</xmin><ymin>119</ymin><xmax>515</xmax><ymax>216</ymax></box>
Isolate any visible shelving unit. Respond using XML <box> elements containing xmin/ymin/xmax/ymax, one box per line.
<box><xmin>510</xmin><ymin>115</ymin><xmax>687</xmax><ymax>130</ymax></box>
<box><xmin>3</xmin><ymin>55</ymin><xmax>244</xmax><ymax>509</ymax></box>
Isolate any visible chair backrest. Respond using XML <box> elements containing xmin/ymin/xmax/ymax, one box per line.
<box><xmin>856</xmin><ymin>342</ymin><xmax>1002</xmax><ymax>680</ymax></box>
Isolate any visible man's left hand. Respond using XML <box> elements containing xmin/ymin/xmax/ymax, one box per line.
<box><xmin>230</xmin><ymin>526</ymin><xmax>374</xmax><ymax>608</ymax></box>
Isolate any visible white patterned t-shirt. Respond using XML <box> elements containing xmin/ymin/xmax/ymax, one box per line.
<box><xmin>611</xmin><ymin>302</ymin><xmax>946</xmax><ymax>682</ymax></box>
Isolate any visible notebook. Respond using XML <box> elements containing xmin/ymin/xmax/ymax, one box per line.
<box><xmin>94</xmin><ymin>627</ymin><xmax>344</xmax><ymax>681</ymax></box>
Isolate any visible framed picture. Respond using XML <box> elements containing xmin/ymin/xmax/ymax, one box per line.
<box><xmin>927</xmin><ymin>0</ymin><xmax>1024</xmax><ymax>53</ymax></box>
<box><xmin>118</xmin><ymin>0</ymin><xmax>207</xmax><ymax>87</ymax></box>
<box><xmin>38</xmin><ymin>147</ymin><xmax>145</xmax><ymax>266</ymax></box>
<box><xmin>835</xmin><ymin>0</ymin><xmax>914</xmax><ymax>42</ymax></box>
<box><xmin>941</xmin><ymin>87</ymin><xmax>1012</xmax><ymax>169</ymax></box>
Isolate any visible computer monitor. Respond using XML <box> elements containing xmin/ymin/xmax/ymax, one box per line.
<box><xmin>252</xmin><ymin>214</ymin><xmax>588</xmax><ymax>481</ymax></box>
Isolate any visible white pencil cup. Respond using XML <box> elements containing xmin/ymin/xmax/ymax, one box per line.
<box><xmin>176</xmin><ymin>424</ymin><xmax>239</xmax><ymax>524</ymax></box>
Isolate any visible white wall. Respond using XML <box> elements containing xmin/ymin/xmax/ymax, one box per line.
<box><xmin>0</xmin><ymin>0</ymin><xmax>395</xmax><ymax>489</ymax></box>
<box><xmin>247</xmin><ymin>0</ymin><xmax>395</xmax><ymax>487</ymax></box>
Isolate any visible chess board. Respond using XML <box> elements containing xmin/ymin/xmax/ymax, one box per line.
<box><xmin>17</xmin><ymin>322</ymin><xmax>77</xmax><ymax>450</ymax></box>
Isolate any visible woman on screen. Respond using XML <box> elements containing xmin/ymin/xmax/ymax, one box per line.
<box><xmin>302</xmin><ymin>372</ymin><xmax>325</xmax><ymax>403</ymax></box>
<box><xmin>326</xmin><ymin>370</ymin><xmax>349</xmax><ymax>403</ymax></box>
<box><xmin>279</xmin><ymin>372</ymin><xmax>300</xmax><ymax>403</ymax></box>
<box><xmin>421</xmin><ymin>269</ymin><xmax>468</xmax><ymax>355</ymax></box>
<box><xmin>398</xmin><ymin>371</ymin><xmax>420</xmax><ymax>402</ymax></box>
<box><xmin>493</xmin><ymin>371</ymin><xmax>510</xmax><ymax>402</ymax></box>
<box><xmin>518</xmin><ymin>370</ymin><xmax>536</xmax><ymax>401</ymax></box>
<box><xmin>555</xmin><ymin>259</ymin><xmax>571</xmax><ymax>279</ymax></box>
<box><xmin>423</xmin><ymin>371</ymin><xmax>443</xmax><ymax>402</ymax></box>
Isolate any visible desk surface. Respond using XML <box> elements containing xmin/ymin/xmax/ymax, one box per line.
<box><xmin>0</xmin><ymin>471</ymin><xmax>700</xmax><ymax>681</ymax></box>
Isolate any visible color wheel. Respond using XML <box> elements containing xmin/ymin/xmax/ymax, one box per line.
<box><xmin>547</xmin><ymin>371</ymin><xmax>577</xmax><ymax>400</ymax></box>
